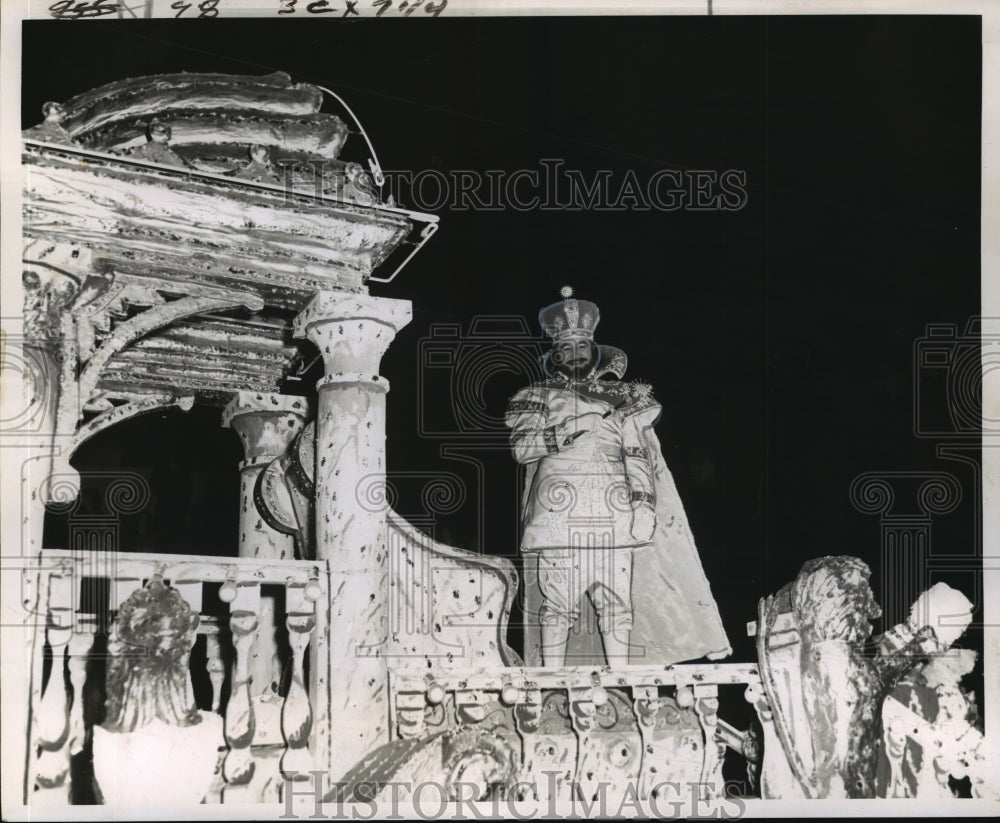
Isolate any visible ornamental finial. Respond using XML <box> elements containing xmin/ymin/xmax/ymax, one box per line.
<box><xmin>560</xmin><ymin>285</ymin><xmax>573</xmax><ymax>299</ymax></box>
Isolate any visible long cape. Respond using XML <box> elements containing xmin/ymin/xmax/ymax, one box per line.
<box><xmin>521</xmin><ymin>402</ymin><xmax>732</xmax><ymax>666</ymax></box>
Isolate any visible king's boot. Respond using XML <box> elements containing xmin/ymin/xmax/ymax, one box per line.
<box><xmin>599</xmin><ymin>626</ymin><xmax>632</xmax><ymax>666</ymax></box>
<box><xmin>540</xmin><ymin>622</ymin><xmax>571</xmax><ymax>667</ymax></box>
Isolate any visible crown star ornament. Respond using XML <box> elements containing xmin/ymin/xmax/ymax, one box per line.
<box><xmin>539</xmin><ymin>285</ymin><xmax>600</xmax><ymax>340</ymax></box>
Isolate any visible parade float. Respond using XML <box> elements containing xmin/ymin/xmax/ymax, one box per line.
<box><xmin>10</xmin><ymin>72</ymin><xmax>990</xmax><ymax>810</ymax></box>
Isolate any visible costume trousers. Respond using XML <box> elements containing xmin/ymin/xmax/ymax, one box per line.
<box><xmin>535</xmin><ymin>548</ymin><xmax>635</xmax><ymax>635</ymax></box>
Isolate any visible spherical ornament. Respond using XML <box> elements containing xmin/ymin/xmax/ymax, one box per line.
<box><xmin>675</xmin><ymin>687</ymin><xmax>695</xmax><ymax>708</ymax></box>
<box><xmin>304</xmin><ymin>577</ymin><xmax>322</xmax><ymax>602</ymax></box>
<box><xmin>500</xmin><ymin>683</ymin><xmax>521</xmax><ymax>705</ymax></box>
<box><xmin>591</xmin><ymin>685</ymin><xmax>609</xmax><ymax>707</ymax></box>
<box><xmin>560</xmin><ymin>285</ymin><xmax>574</xmax><ymax>298</ymax></box>
<box><xmin>219</xmin><ymin>578</ymin><xmax>238</xmax><ymax>603</ymax></box>
<box><xmin>426</xmin><ymin>680</ymin><xmax>446</xmax><ymax>705</ymax></box>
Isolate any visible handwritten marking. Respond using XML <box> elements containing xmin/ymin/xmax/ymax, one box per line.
<box><xmin>49</xmin><ymin>0</ymin><xmax>119</xmax><ymax>18</ymax></box>
<box><xmin>48</xmin><ymin>0</ymin><xmax>447</xmax><ymax>18</ymax></box>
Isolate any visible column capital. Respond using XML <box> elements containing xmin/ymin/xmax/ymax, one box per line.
<box><xmin>292</xmin><ymin>292</ymin><xmax>412</xmax><ymax>340</ymax></box>
<box><xmin>222</xmin><ymin>391</ymin><xmax>311</xmax><ymax>462</ymax></box>
<box><xmin>293</xmin><ymin>292</ymin><xmax>412</xmax><ymax>376</ymax></box>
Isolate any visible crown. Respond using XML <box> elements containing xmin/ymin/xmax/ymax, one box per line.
<box><xmin>539</xmin><ymin>285</ymin><xmax>600</xmax><ymax>341</ymax></box>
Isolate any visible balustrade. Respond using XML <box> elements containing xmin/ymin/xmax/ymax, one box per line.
<box><xmin>389</xmin><ymin>663</ymin><xmax>762</xmax><ymax>802</ymax></box>
<box><xmin>24</xmin><ymin>549</ymin><xmax>324</xmax><ymax>806</ymax></box>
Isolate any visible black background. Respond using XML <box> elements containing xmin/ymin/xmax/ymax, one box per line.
<box><xmin>27</xmin><ymin>16</ymin><xmax>982</xmax><ymax>679</ymax></box>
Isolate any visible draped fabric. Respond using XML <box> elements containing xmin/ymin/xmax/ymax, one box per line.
<box><xmin>626</xmin><ymin>408</ymin><xmax>732</xmax><ymax>664</ymax></box>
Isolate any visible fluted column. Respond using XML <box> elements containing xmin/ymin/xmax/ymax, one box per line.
<box><xmin>222</xmin><ymin>392</ymin><xmax>309</xmax><ymax>765</ymax></box>
<box><xmin>293</xmin><ymin>292</ymin><xmax>411</xmax><ymax>781</ymax></box>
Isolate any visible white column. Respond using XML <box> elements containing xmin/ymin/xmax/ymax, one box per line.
<box><xmin>222</xmin><ymin>392</ymin><xmax>309</xmax><ymax>766</ymax></box>
<box><xmin>293</xmin><ymin>292</ymin><xmax>411</xmax><ymax>781</ymax></box>
<box><xmin>222</xmin><ymin>392</ymin><xmax>309</xmax><ymax>562</ymax></box>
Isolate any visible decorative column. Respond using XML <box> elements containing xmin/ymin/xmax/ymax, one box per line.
<box><xmin>293</xmin><ymin>292</ymin><xmax>411</xmax><ymax>781</ymax></box>
<box><xmin>223</xmin><ymin>392</ymin><xmax>310</xmax><ymax>562</ymax></box>
<box><xmin>222</xmin><ymin>392</ymin><xmax>309</xmax><ymax>796</ymax></box>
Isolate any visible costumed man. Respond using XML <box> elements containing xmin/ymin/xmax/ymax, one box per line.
<box><xmin>505</xmin><ymin>287</ymin><xmax>732</xmax><ymax>667</ymax></box>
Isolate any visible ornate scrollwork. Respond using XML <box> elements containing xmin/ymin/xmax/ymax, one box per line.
<box><xmin>22</xmin><ymin>235</ymin><xmax>270</xmax><ymax>512</ymax></box>
<box><xmin>442</xmin><ymin>729</ymin><xmax>518</xmax><ymax>801</ymax></box>
<box><xmin>22</xmin><ymin>268</ymin><xmax>79</xmax><ymax>342</ymax></box>
<box><xmin>592</xmin><ymin>687</ymin><xmax>632</xmax><ymax>731</ymax></box>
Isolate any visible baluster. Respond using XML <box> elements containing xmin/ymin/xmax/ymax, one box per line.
<box><xmin>206</xmin><ymin>634</ymin><xmax>225</xmax><ymax>713</ymax></box>
<box><xmin>33</xmin><ymin>569</ymin><xmax>74</xmax><ymax>806</ymax></box>
<box><xmin>455</xmin><ymin>689</ymin><xmax>487</xmax><ymax>724</ymax></box>
<box><xmin>25</xmin><ymin>570</ymin><xmax>49</xmax><ymax>807</ymax></box>
<box><xmin>693</xmin><ymin>684</ymin><xmax>724</xmax><ymax>801</ymax></box>
<box><xmin>67</xmin><ymin>629</ymin><xmax>95</xmax><ymax>757</ymax></box>
<box><xmin>512</xmin><ymin>686</ymin><xmax>541</xmax><ymax>798</ymax></box>
<box><xmin>280</xmin><ymin>583</ymin><xmax>317</xmax><ymax>785</ymax></box>
<box><xmin>632</xmin><ymin>684</ymin><xmax>660</xmax><ymax>798</ymax></box>
<box><xmin>568</xmin><ymin>686</ymin><xmax>597</xmax><ymax>802</ymax></box>
<box><xmin>221</xmin><ymin>582</ymin><xmax>260</xmax><ymax>802</ymax></box>
<box><xmin>173</xmin><ymin>581</ymin><xmax>204</xmax><ymax>713</ymax></box>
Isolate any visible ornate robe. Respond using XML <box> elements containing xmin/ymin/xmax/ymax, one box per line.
<box><xmin>507</xmin><ymin>379</ymin><xmax>656</xmax><ymax>551</ymax></box>
<box><xmin>506</xmin><ymin>377</ymin><xmax>732</xmax><ymax>666</ymax></box>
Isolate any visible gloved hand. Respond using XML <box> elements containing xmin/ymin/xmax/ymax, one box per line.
<box><xmin>568</xmin><ymin>411</ymin><xmax>604</xmax><ymax>440</ymax></box>
<box><xmin>630</xmin><ymin>506</ymin><xmax>656</xmax><ymax>542</ymax></box>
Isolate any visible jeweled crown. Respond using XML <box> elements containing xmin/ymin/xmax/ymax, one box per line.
<box><xmin>539</xmin><ymin>285</ymin><xmax>600</xmax><ymax>340</ymax></box>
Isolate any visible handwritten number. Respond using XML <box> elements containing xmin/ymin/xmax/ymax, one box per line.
<box><xmin>278</xmin><ymin>0</ymin><xmax>297</xmax><ymax>13</ymax></box>
<box><xmin>424</xmin><ymin>0</ymin><xmax>446</xmax><ymax>15</ymax></box>
<box><xmin>372</xmin><ymin>0</ymin><xmax>390</xmax><ymax>16</ymax></box>
<box><xmin>170</xmin><ymin>0</ymin><xmax>191</xmax><ymax>15</ymax></box>
<box><xmin>49</xmin><ymin>0</ymin><xmax>74</xmax><ymax>16</ymax></box>
<box><xmin>306</xmin><ymin>0</ymin><xmax>333</xmax><ymax>12</ymax></box>
<box><xmin>198</xmin><ymin>0</ymin><xmax>219</xmax><ymax>16</ymax></box>
<box><xmin>49</xmin><ymin>0</ymin><xmax>118</xmax><ymax>18</ymax></box>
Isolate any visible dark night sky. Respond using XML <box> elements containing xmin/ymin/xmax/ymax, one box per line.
<box><xmin>26</xmin><ymin>15</ymin><xmax>982</xmax><ymax>667</ymax></box>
